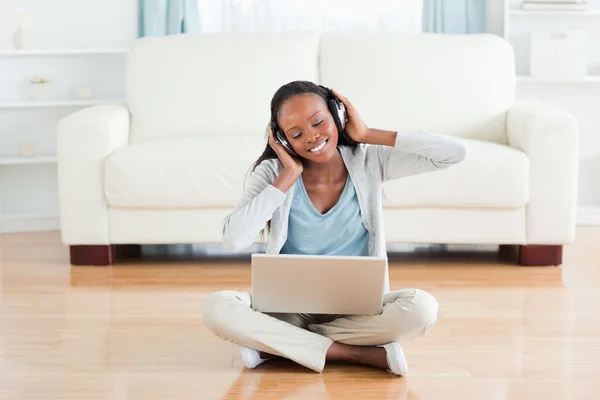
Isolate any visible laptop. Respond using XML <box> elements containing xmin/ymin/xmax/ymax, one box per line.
<box><xmin>251</xmin><ymin>253</ymin><xmax>387</xmax><ymax>315</ymax></box>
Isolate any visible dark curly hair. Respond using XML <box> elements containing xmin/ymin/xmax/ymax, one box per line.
<box><xmin>251</xmin><ymin>80</ymin><xmax>359</xmax><ymax>171</ymax></box>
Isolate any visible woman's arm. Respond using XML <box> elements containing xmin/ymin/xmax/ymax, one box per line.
<box><xmin>329</xmin><ymin>89</ymin><xmax>467</xmax><ymax>182</ymax></box>
<box><xmin>221</xmin><ymin>162</ymin><xmax>288</xmax><ymax>252</ymax></box>
<box><xmin>366</xmin><ymin>128</ymin><xmax>468</xmax><ymax>182</ymax></box>
<box><xmin>222</xmin><ymin>124</ymin><xmax>303</xmax><ymax>252</ymax></box>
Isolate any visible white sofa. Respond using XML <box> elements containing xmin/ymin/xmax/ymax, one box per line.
<box><xmin>57</xmin><ymin>32</ymin><xmax>578</xmax><ymax>266</ymax></box>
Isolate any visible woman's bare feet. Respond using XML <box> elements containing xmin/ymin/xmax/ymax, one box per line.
<box><xmin>325</xmin><ymin>342</ymin><xmax>389</xmax><ymax>370</ymax></box>
<box><xmin>259</xmin><ymin>351</ymin><xmax>276</xmax><ymax>359</ymax></box>
<box><xmin>253</xmin><ymin>343</ymin><xmax>406</xmax><ymax>375</ymax></box>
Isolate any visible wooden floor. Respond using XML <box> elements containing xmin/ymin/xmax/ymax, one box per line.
<box><xmin>1</xmin><ymin>229</ymin><xmax>600</xmax><ymax>400</ymax></box>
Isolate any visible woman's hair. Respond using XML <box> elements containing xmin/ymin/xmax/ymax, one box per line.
<box><xmin>251</xmin><ymin>80</ymin><xmax>358</xmax><ymax>172</ymax></box>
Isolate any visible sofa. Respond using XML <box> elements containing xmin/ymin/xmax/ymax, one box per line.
<box><xmin>57</xmin><ymin>32</ymin><xmax>578</xmax><ymax>266</ymax></box>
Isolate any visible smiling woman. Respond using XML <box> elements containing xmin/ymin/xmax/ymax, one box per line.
<box><xmin>201</xmin><ymin>79</ymin><xmax>468</xmax><ymax>375</ymax></box>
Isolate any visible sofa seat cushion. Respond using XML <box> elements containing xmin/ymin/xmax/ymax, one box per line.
<box><xmin>382</xmin><ymin>139</ymin><xmax>529</xmax><ymax>209</ymax></box>
<box><xmin>105</xmin><ymin>137</ymin><xmax>528</xmax><ymax>210</ymax></box>
<box><xmin>105</xmin><ymin>136</ymin><xmax>265</xmax><ymax>209</ymax></box>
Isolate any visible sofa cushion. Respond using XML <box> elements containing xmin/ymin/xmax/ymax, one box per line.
<box><xmin>127</xmin><ymin>33</ymin><xmax>321</xmax><ymax>144</ymax></box>
<box><xmin>382</xmin><ymin>139</ymin><xmax>529</xmax><ymax>209</ymax></box>
<box><xmin>105</xmin><ymin>136</ymin><xmax>266</xmax><ymax>209</ymax></box>
<box><xmin>319</xmin><ymin>33</ymin><xmax>515</xmax><ymax>145</ymax></box>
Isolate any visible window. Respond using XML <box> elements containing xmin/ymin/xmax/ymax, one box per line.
<box><xmin>197</xmin><ymin>0</ymin><xmax>423</xmax><ymax>34</ymax></box>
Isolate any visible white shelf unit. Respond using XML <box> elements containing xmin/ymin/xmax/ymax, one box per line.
<box><xmin>510</xmin><ymin>9</ymin><xmax>600</xmax><ymax>16</ymax></box>
<box><xmin>0</xmin><ymin>47</ymin><xmax>128</xmax><ymax>234</ymax></box>
<box><xmin>0</xmin><ymin>156</ymin><xmax>57</xmax><ymax>166</ymax></box>
<box><xmin>516</xmin><ymin>75</ymin><xmax>600</xmax><ymax>82</ymax></box>
<box><xmin>503</xmin><ymin>0</ymin><xmax>600</xmax><ymax>222</ymax></box>
<box><xmin>504</xmin><ymin>1</ymin><xmax>600</xmax><ymax>78</ymax></box>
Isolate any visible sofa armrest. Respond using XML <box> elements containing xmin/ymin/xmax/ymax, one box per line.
<box><xmin>57</xmin><ymin>105</ymin><xmax>130</xmax><ymax>245</ymax></box>
<box><xmin>507</xmin><ymin>101</ymin><xmax>578</xmax><ymax>244</ymax></box>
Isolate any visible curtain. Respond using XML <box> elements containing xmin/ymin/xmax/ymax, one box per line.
<box><xmin>422</xmin><ymin>0</ymin><xmax>486</xmax><ymax>34</ymax></box>
<box><xmin>197</xmin><ymin>0</ymin><xmax>424</xmax><ymax>34</ymax></box>
<box><xmin>138</xmin><ymin>0</ymin><xmax>201</xmax><ymax>37</ymax></box>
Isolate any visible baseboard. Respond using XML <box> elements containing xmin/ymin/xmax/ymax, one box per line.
<box><xmin>0</xmin><ymin>214</ymin><xmax>60</xmax><ymax>234</ymax></box>
<box><xmin>577</xmin><ymin>206</ymin><xmax>600</xmax><ymax>226</ymax></box>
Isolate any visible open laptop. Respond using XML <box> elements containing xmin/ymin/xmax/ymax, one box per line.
<box><xmin>251</xmin><ymin>253</ymin><xmax>387</xmax><ymax>315</ymax></box>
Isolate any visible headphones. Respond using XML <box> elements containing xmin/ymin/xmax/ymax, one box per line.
<box><xmin>271</xmin><ymin>85</ymin><xmax>350</xmax><ymax>156</ymax></box>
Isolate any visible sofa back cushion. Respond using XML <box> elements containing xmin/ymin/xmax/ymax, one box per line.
<box><xmin>126</xmin><ymin>33</ymin><xmax>321</xmax><ymax>144</ymax></box>
<box><xmin>319</xmin><ymin>33</ymin><xmax>515</xmax><ymax>144</ymax></box>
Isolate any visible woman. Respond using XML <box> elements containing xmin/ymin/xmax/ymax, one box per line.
<box><xmin>201</xmin><ymin>81</ymin><xmax>467</xmax><ymax>375</ymax></box>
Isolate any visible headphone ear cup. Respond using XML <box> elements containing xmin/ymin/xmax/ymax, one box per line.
<box><xmin>275</xmin><ymin>128</ymin><xmax>297</xmax><ymax>156</ymax></box>
<box><xmin>334</xmin><ymin>99</ymin><xmax>347</xmax><ymax>130</ymax></box>
<box><xmin>320</xmin><ymin>85</ymin><xmax>347</xmax><ymax>133</ymax></box>
<box><xmin>328</xmin><ymin>98</ymin><xmax>347</xmax><ymax>134</ymax></box>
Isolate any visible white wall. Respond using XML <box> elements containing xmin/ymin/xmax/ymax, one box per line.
<box><xmin>0</xmin><ymin>0</ymin><xmax>137</xmax><ymax>232</ymax></box>
<box><xmin>0</xmin><ymin>0</ymin><xmax>137</xmax><ymax>49</ymax></box>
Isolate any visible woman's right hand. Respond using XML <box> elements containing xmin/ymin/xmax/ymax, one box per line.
<box><xmin>268</xmin><ymin>124</ymin><xmax>303</xmax><ymax>176</ymax></box>
<box><xmin>268</xmin><ymin>124</ymin><xmax>302</xmax><ymax>192</ymax></box>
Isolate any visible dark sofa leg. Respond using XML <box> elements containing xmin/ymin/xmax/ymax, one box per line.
<box><xmin>70</xmin><ymin>245</ymin><xmax>115</xmax><ymax>266</ymax></box>
<box><xmin>69</xmin><ymin>244</ymin><xmax>142</xmax><ymax>266</ymax></box>
<box><xmin>517</xmin><ymin>245</ymin><xmax>563</xmax><ymax>266</ymax></box>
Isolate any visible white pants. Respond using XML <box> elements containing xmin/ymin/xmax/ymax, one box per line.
<box><xmin>201</xmin><ymin>288</ymin><xmax>438</xmax><ymax>373</ymax></box>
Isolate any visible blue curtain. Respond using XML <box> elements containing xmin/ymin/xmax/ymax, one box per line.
<box><xmin>138</xmin><ymin>0</ymin><xmax>201</xmax><ymax>37</ymax></box>
<box><xmin>422</xmin><ymin>0</ymin><xmax>485</xmax><ymax>34</ymax></box>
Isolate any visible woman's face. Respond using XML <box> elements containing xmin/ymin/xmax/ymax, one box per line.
<box><xmin>277</xmin><ymin>94</ymin><xmax>339</xmax><ymax>163</ymax></box>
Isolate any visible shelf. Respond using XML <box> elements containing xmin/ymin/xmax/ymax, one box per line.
<box><xmin>0</xmin><ymin>156</ymin><xmax>57</xmax><ymax>165</ymax></box>
<box><xmin>0</xmin><ymin>99</ymin><xmax>126</xmax><ymax>109</ymax></box>
<box><xmin>517</xmin><ymin>75</ymin><xmax>600</xmax><ymax>83</ymax></box>
<box><xmin>1</xmin><ymin>213</ymin><xmax>59</xmax><ymax>220</ymax></box>
<box><xmin>510</xmin><ymin>9</ymin><xmax>600</xmax><ymax>16</ymax></box>
<box><xmin>0</xmin><ymin>48</ymin><xmax>129</xmax><ymax>56</ymax></box>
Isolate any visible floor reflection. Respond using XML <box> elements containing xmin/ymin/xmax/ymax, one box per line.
<box><xmin>220</xmin><ymin>358</ymin><xmax>409</xmax><ymax>399</ymax></box>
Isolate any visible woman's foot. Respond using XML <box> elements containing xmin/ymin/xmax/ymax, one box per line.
<box><xmin>377</xmin><ymin>342</ymin><xmax>408</xmax><ymax>376</ymax></box>
<box><xmin>326</xmin><ymin>341</ymin><xmax>407</xmax><ymax>375</ymax></box>
<box><xmin>259</xmin><ymin>351</ymin><xmax>275</xmax><ymax>359</ymax></box>
<box><xmin>239</xmin><ymin>346</ymin><xmax>275</xmax><ymax>369</ymax></box>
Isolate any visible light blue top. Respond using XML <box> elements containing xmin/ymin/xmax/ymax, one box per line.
<box><xmin>280</xmin><ymin>174</ymin><xmax>369</xmax><ymax>257</ymax></box>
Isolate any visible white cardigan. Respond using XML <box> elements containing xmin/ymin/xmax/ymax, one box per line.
<box><xmin>222</xmin><ymin>130</ymin><xmax>468</xmax><ymax>292</ymax></box>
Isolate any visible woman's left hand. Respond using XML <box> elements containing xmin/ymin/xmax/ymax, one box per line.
<box><xmin>331</xmin><ymin>88</ymin><xmax>370</xmax><ymax>143</ymax></box>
